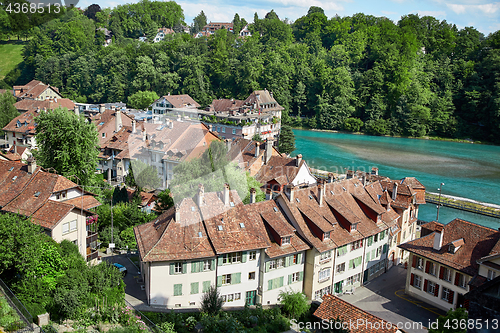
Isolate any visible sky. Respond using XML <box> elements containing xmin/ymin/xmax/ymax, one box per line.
<box><xmin>79</xmin><ymin>0</ymin><xmax>500</xmax><ymax>35</ymax></box>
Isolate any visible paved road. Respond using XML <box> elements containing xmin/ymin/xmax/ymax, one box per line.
<box><xmin>339</xmin><ymin>265</ymin><xmax>446</xmax><ymax>333</ymax></box>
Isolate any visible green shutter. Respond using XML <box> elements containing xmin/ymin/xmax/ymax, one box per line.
<box><xmin>174</xmin><ymin>284</ymin><xmax>182</xmax><ymax>296</ymax></box>
<box><xmin>182</xmin><ymin>262</ymin><xmax>187</xmax><ymax>274</ymax></box>
<box><xmin>279</xmin><ymin>276</ymin><xmax>284</xmax><ymax>288</ymax></box>
<box><xmin>217</xmin><ymin>276</ymin><xmax>222</xmax><ymax>287</ymax></box>
<box><xmin>268</xmin><ymin>279</ymin><xmax>273</xmax><ymax>290</ymax></box>
<box><xmin>170</xmin><ymin>263</ymin><xmax>175</xmax><ymax>275</ymax></box>
<box><xmin>383</xmin><ymin>244</ymin><xmax>388</xmax><ymax>254</ymax></box>
<box><xmin>288</xmin><ymin>274</ymin><xmax>292</xmax><ymax>285</ymax></box>
<box><xmin>218</xmin><ymin>256</ymin><xmax>223</xmax><ymax>266</ymax></box>
<box><xmin>211</xmin><ymin>259</ymin><xmax>216</xmax><ymax>270</ymax></box>
<box><xmin>233</xmin><ymin>272</ymin><xmax>241</xmax><ymax>284</ymax></box>
<box><xmin>265</xmin><ymin>261</ymin><xmax>270</xmax><ymax>272</ymax></box>
<box><xmin>368</xmin><ymin>236</ymin><xmax>372</xmax><ymax>246</ymax></box>
<box><xmin>242</xmin><ymin>251</ymin><xmax>247</xmax><ymax>263</ymax></box>
<box><xmin>349</xmin><ymin>259</ymin><xmax>353</xmax><ymax>269</ymax></box>
<box><xmin>191</xmin><ymin>261</ymin><xmax>198</xmax><ymax>273</ymax></box>
<box><xmin>203</xmin><ymin>281</ymin><xmax>211</xmax><ymax>293</ymax></box>
<box><xmin>372</xmin><ymin>249</ymin><xmax>376</xmax><ymax>258</ymax></box>
<box><xmin>191</xmin><ymin>282</ymin><xmax>199</xmax><ymax>294</ymax></box>
<box><xmin>297</xmin><ymin>253</ymin><xmax>303</xmax><ymax>264</ymax></box>
<box><xmin>299</xmin><ymin>271</ymin><xmax>303</xmax><ymax>282</ymax></box>
<box><xmin>285</xmin><ymin>256</ymin><xmax>290</xmax><ymax>267</ymax></box>
<box><xmin>366</xmin><ymin>252</ymin><xmax>371</xmax><ymax>262</ymax></box>
<box><xmin>357</xmin><ymin>256</ymin><xmax>362</xmax><ymax>266</ymax></box>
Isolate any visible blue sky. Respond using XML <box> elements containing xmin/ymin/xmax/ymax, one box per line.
<box><xmin>80</xmin><ymin>0</ymin><xmax>500</xmax><ymax>35</ymax></box>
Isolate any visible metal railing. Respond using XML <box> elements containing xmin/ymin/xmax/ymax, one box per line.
<box><xmin>0</xmin><ymin>277</ymin><xmax>33</xmax><ymax>331</ymax></box>
<box><xmin>425</xmin><ymin>194</ymin><xmax>500</xmax><ymax>218</ymax></box>
<box><xmin>124</xmin><ymin>299</ymin><xmax>165</xmax><ymax>333</ymax></box>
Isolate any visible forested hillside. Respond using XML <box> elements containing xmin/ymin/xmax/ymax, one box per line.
<box><xmin>2</xmin><ymin>2</ymin><xmax>500</xmax><ymax>142</ymax></box>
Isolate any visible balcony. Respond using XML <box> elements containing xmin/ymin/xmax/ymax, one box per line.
<box><xmin>86</xmin><ymin>231</ymin><xmax>98</xmax><ymax>246</ymax></box>
<box><xmin>86</xmin><ymin>249</ymin><xmax>99</xmax><ymax>262</ymax></box>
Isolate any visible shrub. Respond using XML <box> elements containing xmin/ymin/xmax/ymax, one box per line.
<box><xmin>200</xmin><ymin>285</ymin><xmax>223</xmax><ymax>315</ymax></box>
<box><xmin>279</xmin><ymin>290</ymin><xmax>310</xmax><ymax>319</ymax></box>
<box><xmin>343</xmin><ymin>117</ymin><xmax>364</xmax><ymax>132</ymax></box>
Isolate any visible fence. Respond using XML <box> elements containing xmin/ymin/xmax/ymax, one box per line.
<box><xmin>124</xmin><ymin>299</ymin><xmax>165</xmax><ymax>333</ymax></box>
<box><xmin>0</xmin><ymin>277</ymin><xmax>33</xmax><ymax>332</ymax></box>
<box><xmin>425</xmin><ymin>195</ymin><xmax>500</xmax><ymax>219</ymax></box>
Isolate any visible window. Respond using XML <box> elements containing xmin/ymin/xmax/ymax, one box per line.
<box><xmin>190</xmin><ymin>282</ymin><xmax>199</xmax><ymax>294</ymax></box>
<box><xmin>173</xmin><ymin>284</ymin><xmax>182</xmax><ymax>296</ymax></box>
<box><xmin>442</xmin><ymin>287</ymin><xmax>451</xmax><ymax>301</ymax></box>
<box><xmin>269</xmin><ymin>260</ymin><xmax>276</xmax><ymax>270</ymax></box>
<box><xmin>318</xmin><ymin>268</ymin><xmax>331</xmax><ymax>282</ymax></box>
<box><xmin>291</xmin><ymin>272</ymin><xmax>300</xmax><ymax>283</ymax></box>
<box><xmin>457</xmin><ymin>273</ymin><xmax>468</xmax><ymax>289</ymax></box>
<box><xmin>268</xmin><ymin>276</ymin><xmax>284</xmax><ymax>290</ymax></box>
<box><xmin>277</xmin><ymin>258</ymin><xmax>284</xmax><ymax>268</ymax></box>
<box><xmin>62</xmin><ymin>222</ymin><xmax>70</xmax><ymax>234</ymax></box>
<box><xmin>346</xmin><ymin>273</ymin><xmax>361</xmax><ymax>286</ymax></box>
<box><xmin>222</xmin><ymin>127</ymin><xmax>225</xmax><ymax>133</ymax></box>
<box><xmin>488</xmin><ymin>270</ymin><xmax>497</xmax><ymax>280</ymax></box>
<box><xmin>175</xmin><ymin>262</ymin><xmax>183</xmax><ymax>274</ymax></box>
<box><xmin>416</xmin><ymin>257</ymin><xmax>424</xmax><ymax>270</ymax></box>
<box><xmin>374</xmin><ymin>233</ymin><xmax>378</xmax><ymax>242</ymax></box>
<box><xmin>320</xmin><ymin>251</ymin><xmax>332</xmax><ymax>262</ymax></box>
<box><xmin>367</xmin><ymin>236</ymin><xmax>373</xmax><ymax>246</ymax></box>
<box><xmin>337</xmin><ymin>245</ymin><xmax>348</xmax><ymax>257</ymax></box>
<box><xmin>336</xmin><ymin>262</ymin><xmax>345</xmax><ymax>274</ymax></box>
<box><xmin>248</xmin><ymin>272</ymin><xmax>255</xmax><ymax>280</ymax></box>
<box><xmin>282</xmin><ymin>236</ymin><xmax>290</xmax><ymax>245</ymax></box>
<box><xmin>292</xmin><ymin>254</ymin><xmax>298</xmax><ymax>264</ymax></box>
<box><xmin>222</xmin><ymin>274</ymin><xmax>231</xmax><ymax>285</ymax></box>
<box><xmin>324</xmin><ymin>232</ymin><xmax>330</xmax><ymax>240</ymax></box>
<box><xmin>349</xmin><ymin>256</ymin><xmax>362</xmax><ymax>269</ymax></box>
<box><xmin>227</xmin><ymin>294</ymin><xmax>234</xmax><ymax>302</ymax></box>
<box><xmin>102</xmin><ymin>133</ymin><xmax>106</xmax><ymax>138</ymax></box>
<box><xmin>428</xmin><ymin>261</ymin><xmax>437</xmax><ymax>276</ymax></box>
<box><xmin>202</xmin><ymin>281</ymin><xmax>211</xmax><ymax>293</ymax></box>
<box><xmin>70</xmin><ymin>220</ymin><xmax>77</xmax><ymax>232</ymax></box>
<box><xmin>232</xmin><ymin>129</ymin><xmax>236</xmax><ymax>134</ymax></box>
<box><xmin>217</xmin><ymin>126</ymin><xmax>220</xmax><ymax>132</ymax></box>
<box><xmin>249</xmin><ymin>251</ymin><xmax>257</xmax><ymax>261</ymax></box>
<box><xmin>427</xmin><ymin>281</ymin><xmax>437</xmax><ymax>294</ymax></box>
<box><xmin>351</xmin><ymin>240</ymin><xmax>363</xmax><ymax>250</ymax></box>
<box><xmin>314</xmin><ymin>286</ymin><xmax>331</xmax><ymax>300</ymax></box>
<box><xmin>442</xmin><ymin>267</ymin><xmax>452</xmax><ymax>282</ymax></box>
<box><xmin>222</xmin><ymin>252</ymin><xmax>242</xmax><ymax>264</ymax></box>
<box><xmin>376</xmin><ymin>246</ymin><xmax>382</xmax><ymax>257</ymax></box>
<box><xmin>235</xmin><ymin>293</ymin><xmax>241</xmax><ymax>300</ymax></box>
<box><xmin>414</xmin><ymin>274</ymin><xmax>422</xmax><ymax>289</ymax></box>
<box><xmin>203</xmin><ymin>260</ymin><xmax>212</xmax><ymax>271</ymax></box>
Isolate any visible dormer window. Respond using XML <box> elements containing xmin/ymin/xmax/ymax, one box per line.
<box><xmin>282</xmin><ymin>236</ymin><xmax>290</xmax><ymax>245</ymax></box>
<box><xmin>351</xmin><ymin>224</ymin><xmax>357</xmax><ymax>231</ymax></box>
<box><xmin>324</xmin><ymin>232</ymin><xmax>330</xmax><ymax>240</ymax></box>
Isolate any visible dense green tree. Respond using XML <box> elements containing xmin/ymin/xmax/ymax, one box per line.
<box><xmin>279</xmin><ymin>290</ymin><xmax>309</xmax><ymax>319</ymax></box>
<box><xmin>128</xmin><ymin>159</ymin><xmax>162</xmax><ymax>190</ymax></box>
<box><xmin>84</xmin><ymin>4</ymin><xmax>101</xmax><ymax>21</ymax></box>
<box><xmin>191</xmin><ymin>10</ymin><xmax>207</xmax><ymax>35</ymax></box>
<box><xmin>200</xmin><ymin>285</ymin><xmax>223</xmax><ymax>315</ymax></box>
<box><xmin>34</xmin><ymin>107</ymin><xmax>99</xmax><ymax>186</ymax></box>
<box><xmin>156</xmin><ymin>189</ymin><xmax>174</xmax><ymax>212</ymax></box>
<box><xmin>0</xmin><ymin>91</ymin><xmax>19</xmax><ymax>135</ymax></box>
<box><xmin>278</xmin><ymin>125</ymin><xmax>296</xmax><ymax>155</ymax></box>
<box><xmin>428</xmin><ymin>308</ymin><xmax>467</xmax><ymax>333</ymax></box>
<box><xmin>127</xmin><ymin>90</ymin><xmax>159</xmax><ymax>109</ymax></box>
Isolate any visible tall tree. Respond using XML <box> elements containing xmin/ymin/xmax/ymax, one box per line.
<box><xmin>33</xmin><ymin>107</ymin><xmax>99</xmax><ymax>186</ymax></box>
<box><xmin>278</xmin><ymin>125</ymin><xmax>296</xmax><ymax>155</ymax></box>
<box><xmin>0</xmin><ymin>91</ymin><xmax>19</xmax><ymax>135</ymax></box>
<box><xmin>127</xmin><ymin>90</ymin><xmax>159</xmax><ymax>109</ymax></box>
<box><xmin>191</xmin><ymin>10</ymin><xmax>207</xmax><ymax>35</ymax></box>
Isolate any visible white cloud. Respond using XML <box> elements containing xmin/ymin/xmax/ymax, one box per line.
<box><xmin>446</xmin><ymin>2</ymin><xmax>500</xmax><ymax>15</ymax></box>
<box><xmin>415</xmin><ymin>10</ymin><xmax>447</xmax><ymax>18</ymax></box>
<box><xmin>477</xmin><ymin>3</ymin><xmax>500</xmax><ymax>14</ymax></box>
<box><xmin>447</xmin><ymin>3</ymin><xmax>467</xmax><ymax>14</ymax></box>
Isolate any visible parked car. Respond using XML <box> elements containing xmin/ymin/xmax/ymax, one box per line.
<box><xmin>113</xmin><ymin>263</ymin><xmax>127</xmax><ymax>276</ymax></box>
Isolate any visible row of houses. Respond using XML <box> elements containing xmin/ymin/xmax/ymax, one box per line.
<box><xmin>0</xmin><ymin>159</ymin><xmax>100</xmax><ymax>261</ymax></box>
<box><xmin>133</xmin><ymin>173</ymin><xmax>425</xmax><ymax>308</ymax></box>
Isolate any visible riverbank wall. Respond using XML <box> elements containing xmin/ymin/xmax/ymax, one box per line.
<box><xmin>425</xmin><ymin>192</ymin><xmax>500</xmax><ymax>219</ymax></box>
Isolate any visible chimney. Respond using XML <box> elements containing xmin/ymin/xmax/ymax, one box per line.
<box><xmin>371</xmin><ymin>167</ymin><xmax>379</xmax><ymax>175</ymax></box>
<box><xmin>142</xmin><ymin>126</ymin><xmax>147</xmax><ymax>142</ymax></box>
<box><xmin>27</xmin><ymin>156</ymin><xmax>36</xmax><ymax>174</ymax></box>
<box><xmin>318</xmin><ymin>183</ymin><xmax>324</xmax><ymax>207</ymax></box>
<box><xmin>74</xmin><ymin>105</ymin><xmax>79</xmax><ymax>116</ymax></box>
<box><xmin>265</xmin><ymin>139</ymin><xmax>273</xmax><ymax>164</ymax></box>
<box><xmin>433</xmin><ymin>224</ymin><xmax>444</xmax><ymax>251</ymax></box>
<box><xmin>361</xmin><ymin>174</ymin><xmax>366</xmax><ymax>187</ymax></box>
<box><xmin>115</xmin><ymin>110</ymin><xmax>122</xmax><ymax>132</ymax></box>
<box><xmin>132</xmin><ymin>120</ymin><xmax>137</xmax><ymax>134</ymax></box>
<box><xmin>197</xmin><ymin>184</ymin><xmax>204</xmax><ymax>207</ymax></box>
<box><xmin>254</xmin><ymin>142</ymin><xmax>260</xmax><ymax>157</ymax></box>
<box><xmin>225</xmin><ymin>139</ymin><xmax>231</xmax><ymax>152</ymax></box>
<box><xmin>392</xmin><ymin>182</ymin><xmax>398</xmax><ymax>201</ymax></box>
<box><xmin>296</xmin><ymin>154</ymin><xmax>302</xmax><ymax>167</ymax></box>
<box><xmin>223</xmin><ymin>183</ymin><xmax>230</xmax><ymax>206</ymax></box>
<box><xmin>168</xmin><ymin>120</ymin><xmax>173</xmax><ymax>129</ymax></box>
<box><xmin>36</xmin><ymin>107</ymin><xmax>40</xmax><ymax>113</ymax></box>
<box><xmin>99</xmin><ymin>104</ymin><xmax>105</xmax><ymax>113</ymax></box>
<box><xmin>175</xmin><ymin>203</ymin><xmax>181</xmax><ymax>222</ymax></box>
<box><xmin>328</xmin><ymin>172</ymin><xmax>335</xmax><ymax>183</ymax></box>
<box><xmin>266</xmin><ymin>188</ymin><xmax>272</xmax><ymax>201</ymax></box>
<box><xmin>250</xmin><ymin>188</ymin><xmax>256</xmax><ymax>204</ymax></box>
<box><xmin>286</xmin><ymin>184</ymin><xmax>295</xmax><ymax>202</ymax></box>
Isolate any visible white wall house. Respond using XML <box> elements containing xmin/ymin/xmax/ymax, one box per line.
<box><xmin>400</xmin><ymin>219</ymin><xmax>500</xmax><ymax>311</ymax></box>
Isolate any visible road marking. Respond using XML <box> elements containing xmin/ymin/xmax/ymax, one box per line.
<box><xmin>394</xmin><ymin>289</ymin><xmax>443</xmax><ymax>316</ymax></box>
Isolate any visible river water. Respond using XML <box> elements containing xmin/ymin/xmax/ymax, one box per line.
<box><xmin>293</xmin><ymin>129</ymin><xmax>500</xmax><ymax>229</ymax></box>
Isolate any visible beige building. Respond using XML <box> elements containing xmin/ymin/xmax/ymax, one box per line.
<box><xmin>13</xmin><ymin>80</ymin><xmax>63</xmax><ymax>101</ymax></box>
<box><xmin>0</xmin><ymin>159</ymin><xmax>101</xmax><ymax>261</ymax></box>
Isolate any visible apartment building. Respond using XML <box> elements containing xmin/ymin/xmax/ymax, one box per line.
<box><xmin>399</xmin><ymin>218</ymin><xmax>500</xmax><ymax>311</ymax></box>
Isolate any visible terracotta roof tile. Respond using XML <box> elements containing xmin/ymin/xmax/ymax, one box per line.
<box><xmin>399</xmin><ymin>218</ymin><xmax>500</xmax><ymax>276</ymax></box>
<box><xmin>64</xmin><ymin>195</ymin><xmax>101</xmax><ymax>211</ymax></box>
<box><xmin>31</xmin><ymin>200</ymin><xmax>74</xmax><ymax>229</ymax></box>
<box><xmin>210</xmin><ymin>98</ymin><xmax>244</xmax><ymax>112</ymax></box>
<box><xmin>314</xmin><ymin>294</ymin><xmax>399</xmax><ymax>333</ymax></box>
<box><xmin>0</xmin><ymin>161</ymin><xmax>39</xmax><ymax>207</ymax></box>
<box><xmin>53</xmin><ymin>176</ymin><xmax>78</xmax><ymax>192</ymax></box>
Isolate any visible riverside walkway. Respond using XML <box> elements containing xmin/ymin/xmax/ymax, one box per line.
<box><xmin>426</xmin><ymin>192</ymin><xmax>500</xmax><ymax>219</ymax></box>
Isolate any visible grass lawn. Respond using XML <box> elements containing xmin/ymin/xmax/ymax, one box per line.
<box><xmin>0</xmin><ymin>41</ymin><xmax>27</xmax><ymax>81</ymax></box>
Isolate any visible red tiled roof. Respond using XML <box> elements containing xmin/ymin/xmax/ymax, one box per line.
<box><xmin>2</xmin><ymin>110</ymin><xmax>36</xmax><ymax>134</ymax></box>
<box><xmin>31</xmin><ymin>200</ymin><xmax>74</xmax><ymax>229</ymax></box>
<box><xmin>14</xmin><ymin>98</ymin><xmax>74</xmax><ymax>113</ymax></box>
<box><xmin>64</xmin><ymin>195</ymin><xmax>101</xmax><ymax>211</ymax></box>
<box><xmin>162</xmin><ymin>94</ymin><xmax>200</xmax><ymax>109</ymax></box>
<box><xmin>0</xmin><ymin>161</ymin><xmax>39</xmax><ymax>207</ymax></box>
<box><xmin>399</xmin><ymin>218</ymin><xmax>500</xmax><ymax>276</ymax></box>
<box><xmin>210</xmin><ymin>98</ymin><xmax>244</xmax><ymax>112</ymax></box>
<box><xmin>53</xmin><ymin>176</ymin><xmax>78</xmax><ymax>192</ymax></box>
<box><xmin>314</xmin><ymin>294</ymin><xmax>399</xmax><ymax>333</ymax></box>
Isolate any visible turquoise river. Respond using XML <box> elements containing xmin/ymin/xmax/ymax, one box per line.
<box><xmin>292</xmin><ymin>129</ymin><xmax>500</xmax><ymax>230</ymax></box>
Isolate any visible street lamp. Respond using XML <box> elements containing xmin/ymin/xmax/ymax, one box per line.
<box><xmin>436</xmin><ymin>182</ymin><xmax>445</xmax><ymax>222</ymax></box>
